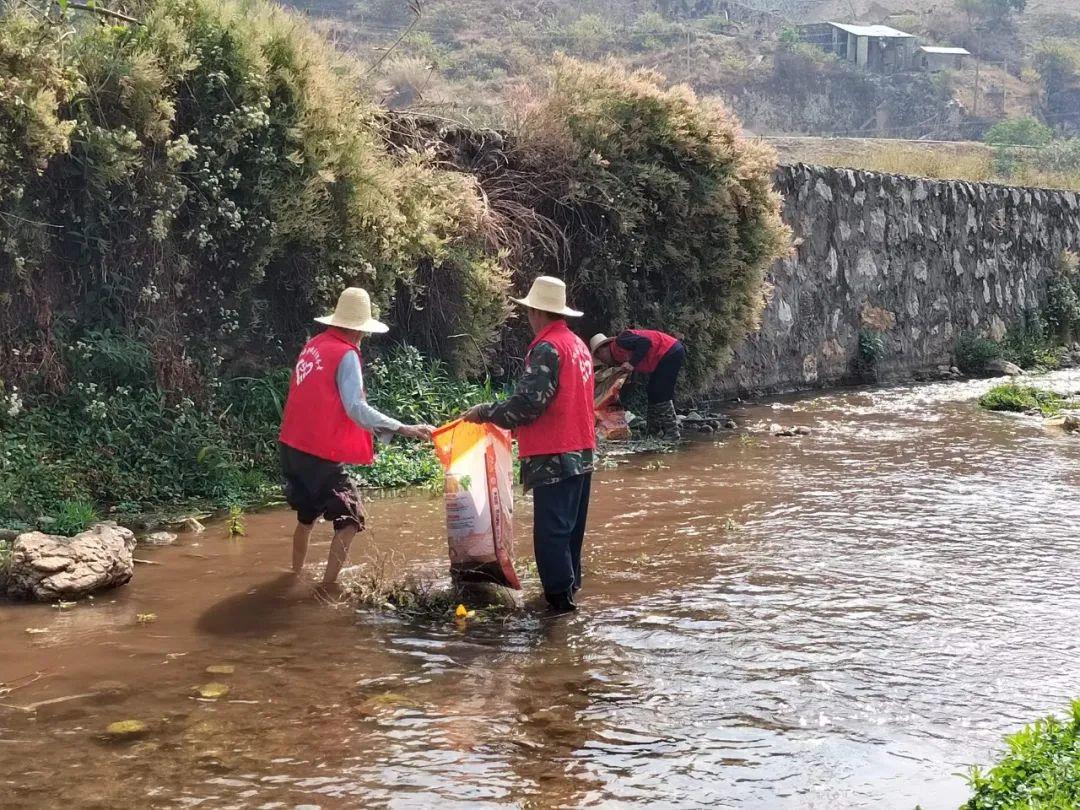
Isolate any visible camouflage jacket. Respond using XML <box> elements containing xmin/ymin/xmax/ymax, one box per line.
<box><xmin>475</xmin><ymin>340</ymin><xmax>594</xmax><ymax>490</ymax></box>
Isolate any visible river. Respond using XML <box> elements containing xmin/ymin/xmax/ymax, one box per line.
<box><xmin>2</xmin><ymin>372</ymin><xmax>1079</xmax><ymax>809</ymax></box>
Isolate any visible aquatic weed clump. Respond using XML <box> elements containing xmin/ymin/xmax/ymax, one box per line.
<box><xmin>342</xmin><ymin>569</ymin><xmax>459</xmax><ymax>620</ymax></box>
<box><xmin>340</xmin><ymin>554</ymin><xmax>524</xmax><ymax>622</ymax></box>
<box><xmin>979</xmin><ymin>383</ymin><xmax>1074</xmax><ymax>418</ymax></box>
<box><xmin>963</xmin><ymin>699</ymin><xmax>1080</xmax><ymax>809</ymax></box>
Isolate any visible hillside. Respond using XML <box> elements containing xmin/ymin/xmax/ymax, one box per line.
<box><xmin>281</xmin><ymin>0</ymin><xmax>1079</xmax><ymax>141</ymax></box>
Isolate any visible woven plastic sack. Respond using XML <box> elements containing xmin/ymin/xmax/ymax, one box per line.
<box><xmin>432</xmin><ymin>420</ymin><xmax>521</xmax><ymax>589</ymax></box>
<box><xmin>594</xmin><ymin>366</ymin><xmax>632</xmax><ymax>441</ymax></box>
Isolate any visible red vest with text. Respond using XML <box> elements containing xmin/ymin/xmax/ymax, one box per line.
<box><xmin>609</xmin><ymin>329</ymin><xmax>679</xmax><ymax>374</ymax></box>
<box><xmin>516</xmin><ymin>321</ymin><xmax>596</xmax><ymax>458</ymax></box>
<box><xmin>279</xmin><ymin>329</ymin><xmax>375</xmax><ymax>465</ymax></box>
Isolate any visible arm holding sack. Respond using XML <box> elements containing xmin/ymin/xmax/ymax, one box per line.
<box><xmin>337</xmin><ymin>352</ymin><xmax>434</xmax><ymax>441</ymax></box>
<box><xmin>462</xmin><ymin>342</ymin><xmax>559</xmax><ymax>427</ymax></box>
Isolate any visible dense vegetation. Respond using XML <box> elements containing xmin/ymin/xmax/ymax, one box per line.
<box><xmin>0</xmin><ymin>0</ymin><xmax>787</xmax><ymax>531</ymax></box>
<box><xmin>955</xmin><ymin>252</ymin><xmax>1080</xmax><ymax>376</ymax></box>
<box><xmin>502</xmin><ymin>58</ymin><xmax>790</xmax><ymax>390</ymax></box>
<box><xmin>964</xmin><ymin>700</ymin><xmax>1080</xmax><ymax>809</ymax></box>
<box><xmin>0</xmin><ymin>0</ymin><xmax>507</xmax><ymax>395</ymax></box>
<box><xmin>0</xmin><ymin>340</ymin><xmax>493</xmax><ymax>532</ymax></box>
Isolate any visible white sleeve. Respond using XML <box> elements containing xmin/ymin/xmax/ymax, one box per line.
<box><xmin>336</xmin><ymin>352</ymin><xmax>403</xmax><ymax>443</ymax></box>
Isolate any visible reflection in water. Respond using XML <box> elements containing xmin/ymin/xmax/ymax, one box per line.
<box><xmin>1</xmin><ymin>371</ymin><xmax>1079</xmax><ymax>808</ymax></box>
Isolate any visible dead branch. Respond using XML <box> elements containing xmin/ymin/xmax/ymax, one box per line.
<box><xmin>56</xmin><ymin>1</ymin><xmax>141</xmax><ymax>25</ymax></box>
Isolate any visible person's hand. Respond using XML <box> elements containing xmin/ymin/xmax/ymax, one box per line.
<box><xmin>620</xmin><ymin>362</ymin><xmax>635</xmax><ymax>374</ymax></box>
<box><xmin>398</xmin><ymin>424</ymin><xmax>435</xmax><ymax>441</ymax></box>
<box><xmin>460</xmin><ymin>405</ymin><xmax>487</xmax><ymax>424</ymax></box>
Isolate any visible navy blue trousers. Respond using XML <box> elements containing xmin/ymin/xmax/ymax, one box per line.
<box><xmin>532</xmin><ymin>473</ymin><xmax>592</xmax><ymax>597</ymax></box>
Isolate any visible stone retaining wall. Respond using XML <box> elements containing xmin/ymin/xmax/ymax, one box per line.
<box><xmin>714</xmin><ymin>164</ymin><xmax>1080</xmax><ymax>397</ymax></box>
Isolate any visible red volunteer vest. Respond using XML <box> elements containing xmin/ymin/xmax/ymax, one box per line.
<box><xmin>609</xmin><ymin>328</ymin><xmax>679</xmax><ymax>374</ymax></box>
<box><xmin>516</xmin><ymin>321</ymin><xmax>596</xmax><ymax>458</ymax></box>
<box><xmin>279</xmin><ymin>329</ymin><xmax>375</xmax><ymax>465</ymax></box>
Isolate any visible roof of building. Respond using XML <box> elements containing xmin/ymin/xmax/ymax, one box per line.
<box><xmin>826</xmin><ymin>22</ymin><xmax>915</xmax><ymax>38</ymax></box>
<box><xmin>919</xmin><ymin>45</ymin><xmax>971</xmax><ymax>55</ymax></box>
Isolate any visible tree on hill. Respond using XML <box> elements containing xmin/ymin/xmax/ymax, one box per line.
<box><xmin>957</xmin><ymin>0</ymin><xmax>1026</xmax><ymax>23</ymax></box>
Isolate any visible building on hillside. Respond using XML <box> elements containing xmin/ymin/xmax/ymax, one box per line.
<box><xmin>916</xmin><ymin>45</ymin><xmax>971</xmax><ymax>72</ymax></box>
<box><xmin>797</xmin><ymin>22</ymin><xmax>918</xmax><ymax>74</ymax></box>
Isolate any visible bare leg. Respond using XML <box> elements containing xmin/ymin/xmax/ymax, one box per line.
<box><xmin>292</xmin><ymin>522</ymin><xmax>314</xmax><ymax>574</ymax></box>
<box><xmin>322</xmin><ymin>524</ymin><xmax>359</xmax><ymax>585</ymax></box>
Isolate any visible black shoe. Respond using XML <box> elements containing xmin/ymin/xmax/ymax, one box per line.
<box><xmin>545</xmin><ymin>590</ymin><xmax>577</xmax><ymax>613</ymax></box>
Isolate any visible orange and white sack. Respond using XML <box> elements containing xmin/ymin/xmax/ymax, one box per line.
<box><xmin>432</xmin><ymin>420</ymin><xmax>520</xmax><ymax>590</ymax></box>
<box><xmin>594</xmin><ymin>366</ymin><xmax>633</xmax><ymax>441</ymax></box>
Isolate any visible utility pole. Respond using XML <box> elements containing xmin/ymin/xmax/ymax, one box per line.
<box><xmin>972</xmin><ymin>23</ymin><xmax>982</xmax><ymax>119</ymax></box>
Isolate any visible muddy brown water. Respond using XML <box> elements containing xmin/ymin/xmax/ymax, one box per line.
<box><xmin>2</xmin><ymin>372</ymin><xmax>1080</xmax><ymax>809</ymax></box>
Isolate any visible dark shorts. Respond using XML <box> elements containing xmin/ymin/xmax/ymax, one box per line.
<box><xmin>279</xmin><ymin>443</ymin><xmax>365</xmax><ymax>531</ymax></box>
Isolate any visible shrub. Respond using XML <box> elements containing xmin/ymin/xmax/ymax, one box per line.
<box><xmin>0</xmin><ymin>0</ymin><xmax>504</xmax><ymax>393</ymax></box>
<box><xmin>1045</xmin><ymin>251</ymin><xmax>1080</xmax><ymax>340</ymax></box>
<box><xmin>1001</xmin><ymin>313</ymin><xmax>1060</xmax><ymax>370</ymax></box>
<box><xmin>1034</xmin><ymin>40</ymin><xmax>1080</xmax><ymax>100</ymax></box>
<box><xmin>631</xmin><ymin>11</ymin><xmax>676</xmax><ymax>52</ymax></box>
<box><xmin>955</xmin><ymin>332</ymin><xmax>1002</xmax><ymax>375</ymax></box>
<box><xmin>855</xmin><ymin>329</ymin><xmax>886</xmax><ymax>377</ymax></box>
<box><xmin>964</xmin><ymin>700</ymin><xmax>1080</xmax><ymax>809</ymax></box>
<box><xmin>562</xmin><ymin>14</ymin><xmax>617</xmax><ymax>58</ymax></box>
<box><xmin>979</xmin><ymin>383</ymin><xmax>1068</xmax><ymax>416</ymax></box>
<box><xmin>508</xmin><ymin>58</ymin><xmax>790</xmax><ymax>394</ymax></box>
<box><xmin>983</xmin><ymin>117</ymin><xmax>1055</xmax><ymax>147</ymax></box>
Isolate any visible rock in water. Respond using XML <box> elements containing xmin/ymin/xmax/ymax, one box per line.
<box><xmin>985</xmin><ymin>359</ymin><xmax>1024</xmax><ymax>377</ymax></box>
<box><xmin>6</xmin><ymin>523</ymin><xmax>136</xmax><ymax>602</ymax></box>
<box><xmin>452</xmin><ymin>578</ymin><xmax>524</xmax><ymax>611</ymax></box>
<box><xmin>182</xmin><ymin>518</ymin><xmax>206</xmax><ymax>534</ymax></box>
<box><xmin>104</xmin><ymin>720</ymin><xmax>149</xmax><ymax>741</ymax></box>
<box><xmin>1062</xmin><ymin>411</ymin><xmax>1080</xmax><ymax>434</ymax></box>
<box><xmin>141</xmin><ymin>531</ymin><xmax>178</xmax><ymax>546</ymax></box>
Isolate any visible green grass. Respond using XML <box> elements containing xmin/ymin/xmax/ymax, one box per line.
<box><xmin>51</xmin><ymin>501</ymin><xmax>100</xmax><ymax>537</ymax></box>
<box><xmin>963</xmin><ymin>700</ymin><xmax>1080</xmax><ymax>809</ymax></box>
<box><xmin>979</xmin><ymin>384</ymin><xmax>1073</xmax><ymax>417</ymax></box>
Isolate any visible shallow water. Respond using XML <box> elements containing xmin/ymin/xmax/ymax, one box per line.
<box><xmin>2</xmin><ymin>372</ymin><xmax>1079</xmax><ymax>809</ymax></box>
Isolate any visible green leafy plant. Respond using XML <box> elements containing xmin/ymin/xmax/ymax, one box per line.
<box><xmin>856</xmin><ymin>329</ymin><xmax>887</xmax><ymax>377</ymax></box>
<box><xmin>1045</xmin><ymin>251</ymin><xmax>1080</xmax><ymax>341</ymax></box>
<box><xmin>979</xmin><ymin>383</ymin><xmax>1071</xmax><ymax>417</ymax></box>
<box><xmin>226</xmin><ymin>506</ymin><xmax>246</xmax><ymax>537</ymax></box>
<box><xmin>1001</xmin><ymin>314</ymin><xmax>1060</xmax><ymax>371</ymax></box>
<box><xmin>963</xmin><ymin>699</ymin><xmax>1080</xmax><ymax>809</ymax></box>
<box><xmin>955</xmin><ymin>332</ymin><xmax>1002</xmax><ymax>375</ymax></box>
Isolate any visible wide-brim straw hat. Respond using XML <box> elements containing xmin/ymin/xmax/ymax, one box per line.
<box><xmin>314</xmin><ymin>287</ymin><xmax>389</xmax><ymax>334</ymax></box>
<box><xmin>511</xmin><ymin>276</ymin><xmax>583</xmax><ymax>318</ymax></box>
<box><xmin>590</xmin><ymin>333</ymin><xmax>615</xmax><ymax>355</ymax></box>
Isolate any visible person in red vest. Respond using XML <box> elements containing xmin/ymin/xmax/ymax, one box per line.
<box><xmin>590</xmin><ymin>329</ymin><xmax>685</xmax><ymax>440</ymax></box>
<box><xmin>279</xmin><ymin>287</ymin><xmax>434</xmax><ymax>587</ymax></box>
<box><xmin>461</xmin><ymin>276</ymin><xmax>596</xmax><ymax>613</ymax></box>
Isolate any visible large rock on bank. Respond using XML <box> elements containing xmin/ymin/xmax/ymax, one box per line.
<box><xmin>6</xmin><ymin>523</ymin><xmax>136</xmax><ymax>601</ymax></box>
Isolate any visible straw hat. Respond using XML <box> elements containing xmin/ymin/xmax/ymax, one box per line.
<box><xmin>511</xmin><ymin>276</ymin><xmax>583</xmax><ymax>318</ymax></box>
<box><xmin>590</xmin><ymin>333</ymin><xmax>615</xmax><ymax>355</ymax></box>
<box><xmin>314</xmin><ymin>288</ymin><xmax>389</xmax><ymax>334</ymax></box>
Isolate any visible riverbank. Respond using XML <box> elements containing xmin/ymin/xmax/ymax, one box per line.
<box><xmin>1</xmin><ymin>370</ymin><xmax>1079</xmax><ymax>807</ymax></box>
